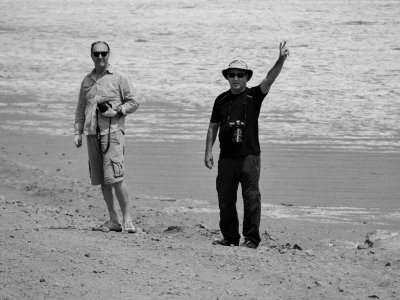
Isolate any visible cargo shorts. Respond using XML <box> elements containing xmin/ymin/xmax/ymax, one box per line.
<box><xmin>86</xmin><ymin>130</ymin><xmax>125</xmax><ymax>185</ymax></box>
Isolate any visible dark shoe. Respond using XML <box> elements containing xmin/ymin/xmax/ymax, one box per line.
<box><xmin>212</xmin><ymin>238</ymin><xmax>239</xmax><ymax>247</ymax></box>
<box><xmin>240</xmin><ymin>239</ymin><xmax>258</xmax><ymax>249</ymax></box>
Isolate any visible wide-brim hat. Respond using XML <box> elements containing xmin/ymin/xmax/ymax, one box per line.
<box><xmin>222</xmin><ymin>60</ymin><xmax>253</xmax><ymax>81</ymax></box>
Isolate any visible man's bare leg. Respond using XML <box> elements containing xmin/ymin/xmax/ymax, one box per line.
<box><xmin>114</xmin><ymin>180</ymin><xmax>135</xmax><ymax>232</ymax></box>
<box><xmin>101</xmin><ymin>183</ymin><xmax>120</xmax><ymax>224</ymax></box>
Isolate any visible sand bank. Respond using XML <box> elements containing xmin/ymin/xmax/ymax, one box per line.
<box><xmin>1</xmin><ymin>131</ymin><xmax>400</xmax><ymax>299</ymax></box>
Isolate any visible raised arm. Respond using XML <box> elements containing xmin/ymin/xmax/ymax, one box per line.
<box><xmin>204</xmin><ymin>122</ymin><xmax>219</xmax><ymax>169</ymax></box>
<box><xmin>260</xmin><ymin>41</ymin><xmax>289</xmax><ymax>95</ymax></box>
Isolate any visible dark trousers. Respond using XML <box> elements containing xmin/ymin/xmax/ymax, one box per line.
<box><xmin>216</xmin><ymin>155</ymin><xmax>261</xmax><ymax>245</ymax></box>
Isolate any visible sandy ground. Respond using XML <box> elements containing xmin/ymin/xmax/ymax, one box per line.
<box><xmin>1</xmin><ymin>131</ymin><xmax>400</xmax><ymax>299</ymax></box>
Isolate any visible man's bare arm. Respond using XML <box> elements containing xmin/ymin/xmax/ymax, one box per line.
<box><xmin>204</xmin><ymin>122</ymin><xmax>219</xmax><ymax>169</ymax></box>
<box><xmin>260</xmin><ymin>41</ymin><xmax>289</xmax><ymax>95</ymax></box>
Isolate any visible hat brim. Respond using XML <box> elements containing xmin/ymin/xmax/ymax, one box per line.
<box><xmin>222</xmin><ymin>69</ymin><xmax>253</xmax><ymax>81</ymax></box>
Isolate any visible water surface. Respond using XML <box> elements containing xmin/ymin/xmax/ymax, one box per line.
<box><xmin>1</xmin><ymin>0</ymin><xmax>399</xmax><ymax>151</ymax></box>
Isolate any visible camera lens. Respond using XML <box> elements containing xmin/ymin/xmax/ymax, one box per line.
<box><xmin>232</xmin><ymin>128</ymin><xmax>242</xmax><ymax>143</ymax></box>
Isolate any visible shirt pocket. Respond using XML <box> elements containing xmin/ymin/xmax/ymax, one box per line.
<box><xmin>103</xmin><ymin>79</ymin><xmax>122</xmax><ymax>100</ymax></box>
<box><xmin>83</xmin><ymin>80</ymin><xmax>95</xmax><ymax>97</ymax></box>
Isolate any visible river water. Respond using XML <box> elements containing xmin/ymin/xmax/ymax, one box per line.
<box><xmin>1</xmin><ymin>0</ymin><xmax>400</xmax><ymax>151</ymax></box>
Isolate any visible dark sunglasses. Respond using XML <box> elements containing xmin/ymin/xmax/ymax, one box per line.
<box><xmin>92</xmin><ymin>51</ymin><xmax>109</xmax><ymax>57</ymax></box>
<box><xmin>228</xmin><ymin>72</ymin><xmax>246</xmax><ymax>79</ymax></box>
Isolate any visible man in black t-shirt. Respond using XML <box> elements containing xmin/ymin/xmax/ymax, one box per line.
<box><xmin>204</xmin><ymin>42</ymin><xmax>289</xmax><ymax>249</ymax></box>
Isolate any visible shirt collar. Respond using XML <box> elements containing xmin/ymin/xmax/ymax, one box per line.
<box><xmin>89</xmin><ymin>64</ymin><xmax>114</xmax><ymax>78</ymax></box>
<box><xmin>105</xmin><ymin>64</ymin><xmax>115</xmax><ymax>74</ymax></box>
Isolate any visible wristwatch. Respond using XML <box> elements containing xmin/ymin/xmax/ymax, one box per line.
<box><xmin>116</xmin><ymin>106</ymin><xmax>124</xmax><ymax>117</ymax></box>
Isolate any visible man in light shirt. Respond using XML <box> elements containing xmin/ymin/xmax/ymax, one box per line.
<box><xmin>74</xmin><ymin>41</ymin><xmax>139</xmax><ymax>233</ymax></box>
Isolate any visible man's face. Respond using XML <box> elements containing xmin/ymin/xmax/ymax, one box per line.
<box><xmin>91</xmin><ymin>43</ymin><xmax>109</xmax><ymax>69</ymax></box>
<box><xmin>227</xmin><ymin>68</ymin><xmax>248</xmax><ymax>94</ymax></box>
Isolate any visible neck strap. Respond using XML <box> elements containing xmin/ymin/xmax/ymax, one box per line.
<box><xmin>228</xmin><ymin>90</ymin><xmax>247</xmax><ymax>125</ymax></box>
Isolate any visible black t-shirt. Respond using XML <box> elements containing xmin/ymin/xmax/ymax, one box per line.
<box><xmin>210</xmin><ymin>86</ymin><xmax>267</xmax><ymax>158</ymax></box>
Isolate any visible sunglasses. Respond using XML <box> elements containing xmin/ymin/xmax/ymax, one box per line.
<box><xmin>228</xmin><ymin>72</ymin><xmax>246</xmax><ymax>79</ymax></box>
<box><xmin>92</xmin><ymin>51</ymin><xmax>109</xmax><ymax>57</ymax></box>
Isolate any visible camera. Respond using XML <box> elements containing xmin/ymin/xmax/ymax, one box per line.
<box><xmin>229</xmin><ymin>120</ymin><xmax>245</xmax><ymax>143</ymax></box>
<box><xmin>97</xmin><ymin>101</ymin><xmax>111</xmax><ymax>113</ymax></box>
